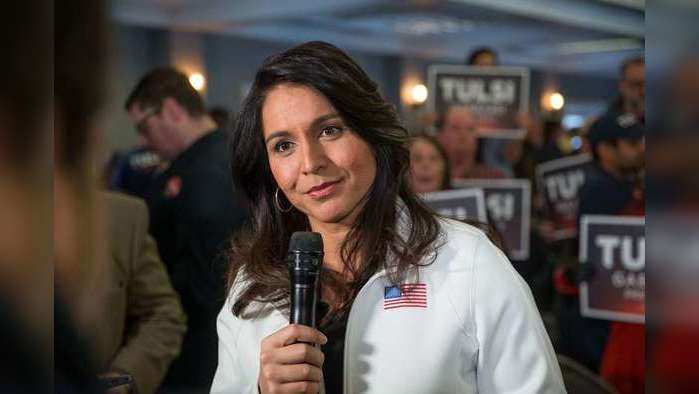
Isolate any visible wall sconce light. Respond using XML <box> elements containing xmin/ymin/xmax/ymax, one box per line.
<box><xmin>410</xmin><ymin>84</ymin><xmax>428</xmax><ymax>105</ymax></box>
<box><xmin>402</xmin><ymin>82</ymin><xmax>428</xmax><ymax>106</ymax></box>
<box><xmin>542</xmin><ymin>91</ymin><xmax>565</xmax><ymax>111</ymax></box>
<box><xmin>188</xmin><ymin>72</ymin><xmax>206</xmax><ymax>92</ymax></box>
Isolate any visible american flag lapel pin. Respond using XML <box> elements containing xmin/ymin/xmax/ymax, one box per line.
<box><xmin>383</xmin><ymin>283</ymin><xmax>427</xmax><ymax>310</ymax></box>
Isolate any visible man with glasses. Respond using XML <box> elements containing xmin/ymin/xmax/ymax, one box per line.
<box><xmin>611</xmin><ymin>56</ymin><xmax>645</xmax><ymax>123</ymax></box>
<box><xmin>125</xmin><ymin>67</ymin><xmax>248</xmax><ymax>393</ymax></box>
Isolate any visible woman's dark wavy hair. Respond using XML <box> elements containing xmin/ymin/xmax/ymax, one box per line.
<box><xmin>227</xmin><ymin>41</ymin><xmax>442</xmax><ymax>317</ymax></box>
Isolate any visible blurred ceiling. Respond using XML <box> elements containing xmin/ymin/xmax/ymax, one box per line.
<box><xmin>112</xmin><ymin>0</ymin><xmax>645</xmax><ymax>77</ymax></box>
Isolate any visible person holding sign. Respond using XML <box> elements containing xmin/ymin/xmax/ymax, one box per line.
<box><xmin>556</xmin><ymin>111</ymin><xmax>645</xmax><ymax>375</ymax></box>
<box><xmin>436</xmin><ymin>106</ymin><xmax>507</xmax><ymax>180</ymax></box>
<box><xmin>579</xmin><ymin>112</ymin><xmax>644</xmax><ymax>219</ymax></box>
<box><xmin>463</xmin><ymin>47</ymin><xmax>524</xmax><ymax>177</ymax></box>
<box><xmin>212</xmin><ymin>41</ymin><xmax>564</xmax><ymax>394</ymax></box>
<box><xmin>409</xmin><ymin>135</ymin><xmax>507</xmax><ymax>250</ymax></box>
<box><xmin>586</xmin><ymin>111</ymin><xmax>645</xmax><ymax>394</ymax></box>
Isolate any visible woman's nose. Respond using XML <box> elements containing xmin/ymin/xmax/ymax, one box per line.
<box><xmin>301</xmin><ymin>140</ymin><xmax>328</xmax><ymax>175</ymax></box>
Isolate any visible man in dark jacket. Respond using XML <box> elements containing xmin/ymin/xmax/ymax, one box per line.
<box><xmin>125</xmin><ymin>68</ymin><xmax>248</xmax><ymax>392</ymax></box>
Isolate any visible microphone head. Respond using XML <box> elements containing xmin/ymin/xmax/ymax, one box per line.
<box><xmin>288</xmin><ymin>231</ymin><xmax>323</xmax><ymax>254</ymax></box>
<box><xmin>287</xmin><ymin>232</ymin><xmax>323</xmax><ymax>327</ymax></box>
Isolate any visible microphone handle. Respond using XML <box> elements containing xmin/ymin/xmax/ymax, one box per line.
<box><xmin>290</xmin><ymin>268</ymin><xmax>319</xmax><ymax>327</ymax></box>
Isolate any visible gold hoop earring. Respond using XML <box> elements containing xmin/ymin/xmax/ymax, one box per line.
<box><xmin>274</xmin><ymin>187</ymin><xmax>293</xmax><ymax>213</ymax></box>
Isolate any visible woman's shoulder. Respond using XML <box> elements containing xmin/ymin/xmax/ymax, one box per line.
<box><xmin>433</xmin><ymin>217</ymin><xmax>516</xmax><ymax>277</ymax></box>
<box><xmin>435</xmin><ymin>217</ymin><xmax>490</xmax><ymax>256</ymax></box>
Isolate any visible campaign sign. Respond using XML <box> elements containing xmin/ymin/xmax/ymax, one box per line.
<box><xmin>421</xmin><ymin>188</ymin><xmax>488</xmax><ymax>224</ymax></box>
<box><xmin>453</xmin><ymin>179</ymin><xmax>531</xmax><ymax>260</ymax></box>
<box><xmin>536</xmin><ymin>154</ymin><xmax>592</xmax><ymax>240</ymax></box>
<box><xmin>579</xmin><ymin>215</ymin><xmax>645</xmax><ymax>323</ymax></box>
<box><xmin>427</xmin><ymin>65</ymin><xmax>530</xmax><ymax>138</ymax></box>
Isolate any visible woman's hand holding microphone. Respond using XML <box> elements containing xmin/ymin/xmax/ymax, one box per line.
<box><xmin>258</xmin><ymin>324</ymin><xmax>327</xmax><ymax>394</ymax></box>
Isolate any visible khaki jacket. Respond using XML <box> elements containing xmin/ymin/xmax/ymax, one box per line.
<box><xmin>95</xmin><ymin>192</ymin><xmax>187</xmax><ymax>394</ymax></box>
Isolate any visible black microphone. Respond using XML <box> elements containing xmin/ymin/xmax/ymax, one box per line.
<box><xmin>287</xmin><ymin>232</ymin><xmax>323</xmax><ymax>327</ymax></box>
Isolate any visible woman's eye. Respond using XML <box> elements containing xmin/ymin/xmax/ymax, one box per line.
<box><xmin>274</xmin><ymin>141</ymin><xmax>293</xmax><ymax>153</ymax></box>
<box><xmin>320</xmin><ymin>125</ymin><xmax>343</xmax><ymax>137</ymax></box>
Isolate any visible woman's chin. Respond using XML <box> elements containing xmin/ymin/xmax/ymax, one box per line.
<box><xmin>305</xmin><ymin>200</ymin><xmax>359</xmax><ymax>226</ymax></box>
<box><xmin>414</xmin><ymin>183</ymin><xmax>439</xmax><ymax>194</ymax></box>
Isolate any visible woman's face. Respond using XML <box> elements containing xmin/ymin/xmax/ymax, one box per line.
<box><xmin>409</xmin><ymin>138</ymin><xmax>446</xmax><ymax>194</ymax></box>
<box><xmin>262</xmin><ymin>84</ymin><xmax>377</xmax><ymax>228</ymax></box>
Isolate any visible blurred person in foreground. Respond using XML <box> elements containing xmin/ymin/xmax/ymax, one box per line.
<box><xmin>93</xmin><ymin>192</ymin><xmax>187</xmax><ymax>394</ymax></box>
<box><xmin>646</xmin><ymin>55</ymin><xmax>699</xmax><ymax>394</ymax></box>
<box><xmin>212</xmin><ymin>40</ymin><xmax>564</xmax><ymax>394</ymax></box>
<box><xmin>125</xmin><ymin>68</ymin><xmax>249</xmax><ymax>392</ymax></box>
<box><xmin>54</xmin><ymin>0</ymin><xmax>112</xmax><ymax>392</ymax></box>
<box><xmin>555</xmin><ymin>112</ymin><xmax>644</xmax><ymax>379</ymax></box>
<box><xmin>0</xmin><ymin>2</ymin><xmax>53</xmax><ymax>392</ymax></box>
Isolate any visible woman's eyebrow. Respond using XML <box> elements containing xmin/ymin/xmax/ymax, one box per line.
<box><xmin>264</xmin><ymin>130</ymin><xmax>291</xmax><ymax>144</ymax></box>
<box><xmin>310</xmin><ymin>113</ymin><xmax>341</xmax><ymax>129</ymax></box>
<box><xmin>264</xmin><ymin>113</ymin><xmax>341</xmax><ymax>144</ymax></box>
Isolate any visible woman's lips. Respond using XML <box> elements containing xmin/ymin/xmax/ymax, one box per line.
<box><xmin>307</xmin><ymin>180</ymin><xmax>341</xmax><ymax>199</ymax></box>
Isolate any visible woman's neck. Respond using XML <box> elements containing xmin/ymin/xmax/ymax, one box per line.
<box><xmin>308</xmin><ymin>219</ymin><xmax>352</xmax><ymax>277</ymax></box>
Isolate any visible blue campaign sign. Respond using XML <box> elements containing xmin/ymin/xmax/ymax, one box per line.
<box><xmin>579</xmin><ymin>215</ymin><xmax>645</xmax><ymax>324</ymax></box>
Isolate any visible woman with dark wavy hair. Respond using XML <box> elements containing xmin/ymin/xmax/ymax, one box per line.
<box><xmin>212</xmin><ymin>41</ymin><xmax>563</xmax><ymax>394</ymax></box>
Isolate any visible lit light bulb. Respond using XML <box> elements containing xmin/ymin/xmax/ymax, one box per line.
<box><xmin>549</xmin><ymin>92</ymin><xmax>564</xmax><ymax>110</ymax></box>
<box><xmin>410</xmin><ymin>84</ymin><xmax>428</xmax><ymax>104</ymax></box>
<box><xmin>189</xmin><ymin>72</ymin><xmax>206</xmax><ymax>91</ymax></box>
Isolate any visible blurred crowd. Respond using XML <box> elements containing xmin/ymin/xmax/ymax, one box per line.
<box><xmin>91</xmin><ymin>45</ymin><xmax>646</xmax><ymax>393</ymax></box>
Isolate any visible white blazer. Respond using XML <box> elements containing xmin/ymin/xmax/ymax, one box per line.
<box><xmin>211</xmin><ymin>218</ymin><xmax>566</xmax><ymax>393</ymax></box>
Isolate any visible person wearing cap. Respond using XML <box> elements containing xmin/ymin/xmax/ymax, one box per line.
<box><xmin>579</xmin><ymin>111</ymin><xmax>644</xmax><ymax>218</ymax></box>
<box><xmin>555</xmin><ymin>111</ymin><xmax>644</xmax><ymax>374</ymax></box>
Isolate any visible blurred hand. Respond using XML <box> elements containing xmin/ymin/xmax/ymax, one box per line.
<box><xmin>258</xmin><ymin>324</ymin><xmax>327</xmax><ymax>394</ymax></box>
